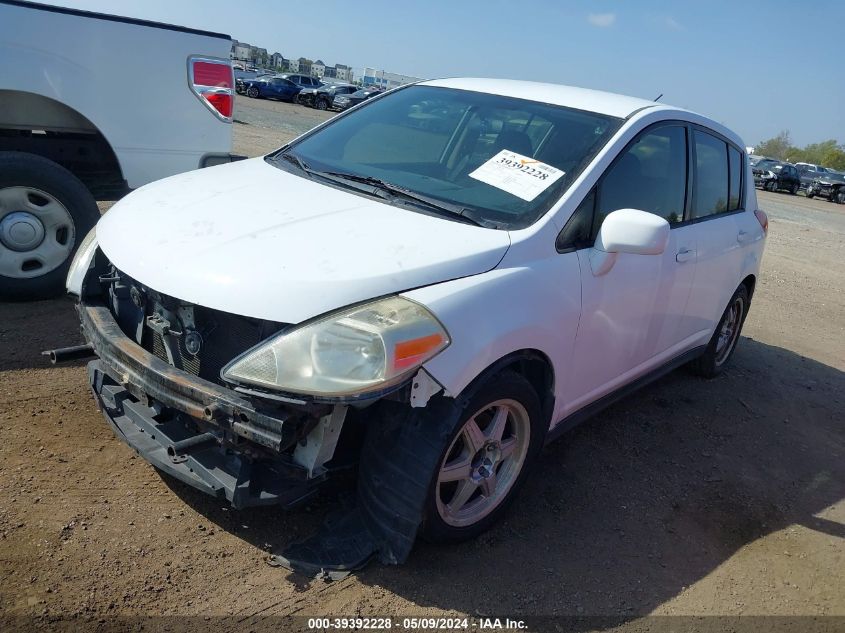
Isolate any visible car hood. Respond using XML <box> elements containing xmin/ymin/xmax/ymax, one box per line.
<box><xmin>96</xmin><ymin>158</ymin><xmax>511</xmax><ymax>324</ymax></box>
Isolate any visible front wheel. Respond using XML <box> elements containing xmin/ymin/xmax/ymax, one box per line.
<box><xmin>420</xmin><ymin>371</ymin><xmax>544</xmax><ymax>543</ymax></box>
<box><xmin>316</xmin><ymin>98</ymin><xmax>328</xmax><ymax>110</ymax></box>
<box><xmin>765</xmin><ymin>180</ymin><xmax>777</xmax><ymax>192</ymax></box>
<box><xmin>688</xmin><ymin>284</ymin><xmax>749</xmax><ymax>378</ymax></box>
<box><xmin>834</xmin><ymin>189</ymin><xmax>845</xmax><ymax>205</ymax></box>
<box><xmin>790</xmin><ymin>182</ymin><xmax>799</xmax><ymax>195</ymax></box>
<box><xmin>246</xmin><ymin>86</ymin><xmax>260</xmax><ymax>98</ymax></box>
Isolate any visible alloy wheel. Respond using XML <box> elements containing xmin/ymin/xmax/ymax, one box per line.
<box><xmin>715</xmin><ymin>295</ymin><xmax>745</xmax><ymax>366</ymax></box>
<box><xmin>435</xmin><ymin>399</ymin><xmax>531</xmax><ymax>528</ymax></box>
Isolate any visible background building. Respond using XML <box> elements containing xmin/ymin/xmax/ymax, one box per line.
<box><xmin>361</xmin><ymin>67</ymin><xmax>423</xmax><ymax>89</ymax></box>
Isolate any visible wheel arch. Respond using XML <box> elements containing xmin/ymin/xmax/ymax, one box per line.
<box><xmin>740</xmin><ymin>273</ymin><xmax>756</xmax><ymax>301</ymax></box>
<box><xmin>456</xmin><ymin>348</ymin><xmax>556</xmax><ymax>427</ymax></box>
<box><xmin>0</xmin><ymin>90</ymin><xmax>126</xmax><ymax>198</ymax></box>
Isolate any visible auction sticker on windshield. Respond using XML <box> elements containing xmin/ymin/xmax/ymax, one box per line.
<box><xmin>469</xmin><ymin>150</ymin><xmax>565</xmax><ymax>201</ymax></box>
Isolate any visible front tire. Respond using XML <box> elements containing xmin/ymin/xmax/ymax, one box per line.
<box><xmin>790</xmin><ymin>182</ymin><xmax>799</xmax><ymax>195</ymax></box>
<box><xmin>316</xmin><ymin>98</ymin><xmax>328</xmax><ymax>110</ymax></box>
<box><xmin>419</xmin><ymin>371</ymin><xmax>544</xmax><ymax>543</ymax></box>
<box><xmin>765</xmin><ymin>180</ymin><xmax>777</xmax><ymax>192</ymax></box>
<box><xmin>0</xmin><ymin>152</ymin><xmax>99</xmax><ymax>300</ymax></box>
<box><xmin>247</xmin><ymin>86</ymin><xmax>260</xmax><ymax>98</ymax></box>
<box><xmin>688</xmin><ymin>284</ymin><xmax>749</xmax><ymax>378</ymax></box>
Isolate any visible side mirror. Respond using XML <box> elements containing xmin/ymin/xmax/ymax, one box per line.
<box><xmin>590</xmin><ymin>209</ymin><xmax>670</xmax><ymax>276</ymax></box>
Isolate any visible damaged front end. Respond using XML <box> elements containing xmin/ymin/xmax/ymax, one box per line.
<box><xmin>76</xmin><ymin>261</ymin><xmax>371</xmax><ymax>507</ymax></box>
<box><xmin>66</xmin><ymin>256</ymin><xmax>452</xmax><ymax>574</ymax></box>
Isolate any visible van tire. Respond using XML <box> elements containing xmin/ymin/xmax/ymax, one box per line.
<box><xmin>0</xmin><ymin>152</ymin><xmax>99</xmax><ymax>300</ymax></box>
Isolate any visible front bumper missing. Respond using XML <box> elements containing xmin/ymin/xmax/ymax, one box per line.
<box><xmin>78</xmin><ymin>302</ymin><xmax>444</xmax><ymax>575</ymax></box>
<box><xmin>79</xmin><ymin>303</ymin><xmax>318</xmax><ymax>508</ymax></box>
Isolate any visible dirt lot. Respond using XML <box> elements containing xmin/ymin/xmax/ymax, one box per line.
<box><xmin>1</xmin><ymin>96</ymin><xmax>843</xmax><ymax>631</ymax></box>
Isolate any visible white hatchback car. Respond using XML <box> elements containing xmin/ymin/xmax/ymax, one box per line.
<box><xmin>64</xmin><ymin>79</ymin><xmax>767</xmax><ymax>571</ymax></box>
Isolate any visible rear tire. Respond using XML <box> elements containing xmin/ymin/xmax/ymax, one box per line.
<box><xmin>0</xmin><ymin>152</ymin><xmax>99</xmax><ymax>300</ymax></box>
<box><xmin>419</xmin><ymin>371</ymin><xmax>545</xmax><ymax>544</ymax></box>
<box><xmin>688</xmin><ymin>284</ymin><xmax>749</xmax><ymax>378</ymax></box>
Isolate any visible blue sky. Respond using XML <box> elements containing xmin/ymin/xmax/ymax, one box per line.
<box><xmin>47</xmin><ymin>0</ymin><xmax>844</xmax><ymax>148</ymax></box>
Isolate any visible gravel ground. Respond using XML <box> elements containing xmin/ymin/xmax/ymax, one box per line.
<box><xmin>0</xmin><ymin>96</ymin><xmax>843</xmax><ymax>631</ymax></box>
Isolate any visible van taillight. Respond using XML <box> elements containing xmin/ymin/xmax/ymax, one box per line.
<box><xmin>189</xmin><ymin>57</ymin><xmax>234</xmax><ymax>122</ymax></box>
<box><xmin>754</xmin><ymin>209</ymin><xmax>769</xmax><ymax>235</ymax></box>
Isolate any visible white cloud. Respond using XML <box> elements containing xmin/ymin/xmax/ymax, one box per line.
<box><xmin>587</xmin><ymin>12</ymin><xmax>616</xmax><ymax>28</ymax></box>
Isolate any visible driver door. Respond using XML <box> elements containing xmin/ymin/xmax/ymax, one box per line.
<box><xmin>561</xmin><ymin>123</ymin><xmax>698</xmax><ymax>414</ymax></box>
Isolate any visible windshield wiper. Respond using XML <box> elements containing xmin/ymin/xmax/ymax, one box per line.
<box><xmin>316</xmin><ymin>171</ymin><xmax>486</xmax><ymax>227</ymax></box>
<box><xmin>274</xmin><ymin>150</ymin><xmax>312</xmax><ymax>176</ymax></box>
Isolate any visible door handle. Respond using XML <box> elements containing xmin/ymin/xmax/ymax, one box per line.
<box><xmin>737</xmin><ymin>230</ymin><xmax>750</xmax><ymax>244</ymax></box>
<box><xmin>675</xmin><ymin>248</ymin><xmax>695</xmax><ymax>263</ymax></box>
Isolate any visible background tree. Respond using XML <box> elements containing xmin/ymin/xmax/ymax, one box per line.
<box><xmin>756</xmin><ymin>133</ymin><xmax>845</xmax><ymax>170</ymax></box>
<box><xmin>755</xmin><ymin>131</ymin><xmax>796</xmax><ymax>160</ymax></box>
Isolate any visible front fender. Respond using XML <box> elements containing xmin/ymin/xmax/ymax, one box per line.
<box><xmin>402</xmin><ymin>256</ymin><xmax>581</xmax><ymax>405</ymax></box>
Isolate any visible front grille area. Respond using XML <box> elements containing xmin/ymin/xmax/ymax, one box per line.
<box><xmin>141</xmin><ymin>304</ymin><xmax>281</xmax><ymax>382</ymax></box>
<box><xmin>106</xmin><ymin>268</ymin><xmax>287</xmax><ymax>385</ymax></box>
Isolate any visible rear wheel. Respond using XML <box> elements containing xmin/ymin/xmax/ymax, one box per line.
<box><xmin>420</xmin><ymin>371</ymin><xmax>544</xmax><ymax>543</ymax></box>
<box><xmin>688</xmin><ymin>284</ymin><xmax>749</xmax><ymax>378</ymax></box>
<box><xmin>0</xmin><ymin>152</ymin><xmax>99</xmax><ymax>300</ymax></box>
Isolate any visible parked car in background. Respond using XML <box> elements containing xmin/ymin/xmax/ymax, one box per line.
<box><xmin>332</xmin><ymin>88</ymin><xmax>381</xmax><ymax>111</ymax></box>
<box><xmin>796</xmin><ymin>162</ymin><xmax>834</xmax><ymax>193</ymax></box>
<box><xmin>805</xmin><ymin>170</ymin><xmax>845</xmax><ymax>203</ymax></box>
<box><xmin>62</xmin><ymin>78</ymin><xmax>766</xmax><ymax>572</ymax></box>
<box><xmin>235</xmin><ymin>71</ymin><xmax>273</xmax><ymax>94</ymax></box>
<box><xmin>298</xmin><ymin>83</ymin><xmax>358</xmax><ymax>109</ymax></box>
<box><xmin>0</xmin><ymin>0</ymin><xmax>239</xmax><ymax>299</ymax></box>
<box><xmin>277</xmin><ymin>74</ymin><xmax>322</xmax><ymax>89</ymax></box>
<box><xmin>243</xmin><ymin>76</ymin><xmax>301</xmax><ymax>101</ymax></box>
<box><xmin>753</xmin><ymin>159</ymin><xmax>800</xmax><ymax>193</ymax></box>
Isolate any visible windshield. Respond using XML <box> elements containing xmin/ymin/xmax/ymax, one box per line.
<box><xmin>756</xmin><ymin>160</ymin><xmax>780</xmax><ymax>171</ymax></box>
<box><xmin>271</xmin><ymin>85</ymin><xmax>621</xmax><ymax>229</ymax></box>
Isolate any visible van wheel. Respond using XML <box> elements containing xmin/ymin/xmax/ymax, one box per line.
<box><xmin>419</xmin><ymin>371</ymin><xmax>544</xmax><ymax>543</ymax></box>
<box><xmin>688</xmin><ymin>284</ymin><xmax>749</xmax><ymax>378</ymax></box>
<box><xmin>0</xmin><ymin>152</ymin><xmax>99</xmax><ymax>300</ymax></box>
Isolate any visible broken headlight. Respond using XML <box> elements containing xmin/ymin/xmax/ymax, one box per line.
<box><xmin>221</xmin><ymin>296</ymin><xmax>449</xmax><ymax>398</ymax></box>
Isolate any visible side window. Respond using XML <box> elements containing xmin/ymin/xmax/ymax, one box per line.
<box><xmin>593</xmin><ymin>124</ymin><xmax>687</xmax><ymax>238</ymax></box>
<box><xmin>728</xmin><ymin>146</ymin><xmax>742</xmax><ymax>210</ymax></box>
<box><xmin>692</xmin><ymin>130</ymin><xmax>729</xmax><ymax>218</ymax></box>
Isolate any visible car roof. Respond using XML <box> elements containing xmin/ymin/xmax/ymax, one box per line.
<box><xmin>421</xmin><ymin>78</ymin><xmax>662</xmax><ymax>119</ymax></box>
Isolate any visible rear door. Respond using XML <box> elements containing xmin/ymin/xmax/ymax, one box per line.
<box><xmin>683</xmin><ymin>129</ymin><xmax>748</xmax><ymax>341</ymax></box>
